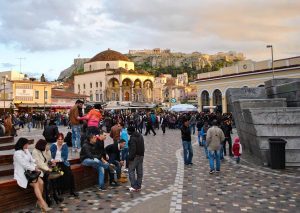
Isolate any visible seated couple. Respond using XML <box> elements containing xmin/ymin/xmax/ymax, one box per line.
<box><xmin>80</xmin><ymin>130</ymin><xmax>125</xmax><ymax>190</ymax></box>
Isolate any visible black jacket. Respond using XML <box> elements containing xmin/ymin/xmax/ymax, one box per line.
<box><xmin>80</xmin><ymin>142</ymin><xmax>99</xmax><ymax>162</ymax></box>
<box><xmin>181</xmin><ymin>125</ymin><xmax>191</xmax><ymax>141</ymax></box>
<box><xmin>95</xmin><ymin>140</ymin><xmax>107</xmax><ymax>160</ymax></box>
<box><xmin>105</xmin><ymin>143</ymin><xmax>121</xmax><ymax>162</ymax></box>
<box><xmin>43</xmin><ymin>125</ymin><xmax>59</xmax><ymax>143</ymax></box>
<box><xmin>128</xmin><ymin>132</ymin><xmax>144</xmax><ymax>161</ymax></box>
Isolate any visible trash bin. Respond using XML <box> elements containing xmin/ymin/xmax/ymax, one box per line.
<box><xmin>269</xmin><ymin>138</ymin><xmax>287</xmax><ymax>169</ymax></box>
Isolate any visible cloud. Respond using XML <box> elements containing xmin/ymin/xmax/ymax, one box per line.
<box><xmin>102</xmin><ymin>0</ymin><xmax>300</xmax><ymax>59</ymax></box>
<box><xmin>0</xmin><ymin>0</ymin><xmax>119</xmax><ymax>51</ymax></box>
<box><xmin>0</xmin><ymin>0</ymin><xmax>299</xmax><ymax>61</ymax></box>
<box><xmin>0</xmin><ymin>62</ymin><xmax>16</xmax><ymax>68</ymax></box>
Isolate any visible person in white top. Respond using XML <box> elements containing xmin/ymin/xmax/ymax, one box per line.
<box><xmin>13</xmin><ymin>137</ymin><xmax>51</xmax><ymax>212</ymax></box>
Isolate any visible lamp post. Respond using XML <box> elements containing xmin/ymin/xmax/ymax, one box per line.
<box><xmin>44</xmin><ymin>86</ymin><xmax>46</xmax><ymax>112</ymax></box>
<box><xmin>2</xmin><ymin>75</ymin><xmax>8</xmax><ymax>113</ymax></box>
<box><xmin>266</xmin><ymin>45</ymin><xmax>274</xmax><ymax>79</ymax></box>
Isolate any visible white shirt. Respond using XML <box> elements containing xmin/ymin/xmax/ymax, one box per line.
<box><xmin>54</xmin><ymin>149</ymin><xmax>62</xmax><ymax>162</ymax></box>
<box><xmin>13</xmin><ymin>149</ymin><xmax>36</xmax><ymax>188</ymax></box>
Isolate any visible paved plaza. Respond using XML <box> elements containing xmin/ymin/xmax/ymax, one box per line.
<box><xmin>14</xmin><ymin>127</ymin><xmax>300</xmax><ymax>213</ymax></box>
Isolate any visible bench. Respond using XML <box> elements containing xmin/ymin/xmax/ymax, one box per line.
<box><xmin>0</xmin><ymin>162</ymin><xmax>99</xmax><ymax>212</ymax></box>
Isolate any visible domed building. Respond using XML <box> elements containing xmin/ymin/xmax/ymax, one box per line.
<box><xmin>74</xmin><ymin>49</ymin><xmax>154</xmax><ymax>103</ymax></box>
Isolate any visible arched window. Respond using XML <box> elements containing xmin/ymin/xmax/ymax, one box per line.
<box><xmin>213</xmin><ymin>89</ymin><xmax>222</xmax><ymax>106</ymax></box>
<box><xmin>90</xmin><ymin>82</ymin><xmax>92</xmax><ymax>88</ymax></box>
<box><xmin>201</xmin><ymin>91</ymin><xmax>209</xmax><ymax>107</ymax></box>
<box><xmin>125</xmin><ymin>63</ymin><xmax>128</xmax><ymax>69</ymax></box>
<box><xmin>83</xmin><ymin>84</ymin><xmax>86</xmax><ymax>89</ymax></box>
<box><xmin>89</xmin><ymin>65</ymin><xmax>92</xmax><ymax>71</ymax></box>
<box><xmin>106</xmin><ymin>63</ymin><xmax>110</xmax><ymax>69</ymax></box>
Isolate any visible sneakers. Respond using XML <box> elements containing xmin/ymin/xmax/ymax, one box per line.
<box><xmin>110</xmin><ymin>181</ymin><xmax>120</xmax><ymax>187</ymax></box>
<box><xmin>215</xmin><ymin>170</ymin><xmax>220</xmax><ymax>173</ymax></box>
<box><xmin>128</xmin><ymin>187</ymin><xmax>141</xmax><ymax>192</ymax></box>
<box><xmin>97</xmin><ymin>186</ymin><xmax>107</xmax><ymax>191</ymax></box>
<box><xmin>209</xmin><ymin>170</ymin><xmax>215</xmax><ymax>174</ymax></box>
<box><xmin>128</xmin><ymin>187</ymin><xmax>137</xmax><ymax>192</ymax></box>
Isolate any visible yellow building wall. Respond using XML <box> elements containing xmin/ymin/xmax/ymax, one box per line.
<box><xmin>13</xmin><ymin>81</ymin><xmax>52</xmax><ymax>104</ymax></box>
<box><xmin>194</xmin><ymin>67</ymin><xmax>300</xmax><ymax>113</ymax></box>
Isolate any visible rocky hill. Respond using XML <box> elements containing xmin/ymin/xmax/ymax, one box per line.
<box><xmin>58</xmin><ymin>58</ymin><xmax>89</xmax><ymax>81</ymax></box>
<box><xmin>57</xmin><ymin>50</ymin><xmax>245</xmax><ymax>81</ymax></box>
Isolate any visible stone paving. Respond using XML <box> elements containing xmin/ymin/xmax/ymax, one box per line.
<box><xmin>12</xmin><ymin>127</ymin><xmax>300</xmax><ymax>213</ymax></box>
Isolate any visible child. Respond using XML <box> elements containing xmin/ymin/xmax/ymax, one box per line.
<box><xmin>232</xmin><ymin>137</ymin><xmax>242</xmax><ymax>163</ymax></box>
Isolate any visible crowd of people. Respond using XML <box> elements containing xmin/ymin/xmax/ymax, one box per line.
<box><xmin>11</xmin><ymin>99</ymin><xmax>242</xmax><ymax>212</ymax></box>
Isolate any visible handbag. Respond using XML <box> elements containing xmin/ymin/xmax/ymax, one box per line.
<box><xmin>24</xmin><ymin>170</ymin><xmax>41</xmax><ymax>183</ymax></box>
<box><xmin>49</xmin><ymin>171</ymin><xmax>63</xmax><ymax>180</ymax></box>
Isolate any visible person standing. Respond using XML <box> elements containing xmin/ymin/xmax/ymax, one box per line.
<box><xmin>206</xmin><ymin>119</ymin><xmax>225</xmax><ymax>174</ymax></box>
<box><xmin>69</xmin><ymin>100</ymin><xmax>84</xmax><ymax>152</ymax></box>
<box><xmin>181</xmin><ymin>118</ymin><xmax>193</xmax><ymax>165</ymax></box>
<box><xmin>232</xmin><ymin>137</ymin><xmax>242</xmax><ymax>164</ymax></box>
<box><xmin>110</xmin><ymin>122</ymin><xmax>122</xmax><ymax>144</ymax></box>
<box><xmin>221</xmin><ymin>119</ymin><xmax>233</xmax><ymax>157</ymax></box>
<box><xmin>120</xmin><ymin>123</ymin><xmax>129</xmax><ymax>171</ymax></box>
<box><xmin>127</xmin><ymin>126</ymin><xmax>145</xmax><ymax>192</ymax></box>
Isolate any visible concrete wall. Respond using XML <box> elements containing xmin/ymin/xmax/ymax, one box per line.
<box><xmin>226</xmin><ymin>80</ymin><xmax>300</xmax><ymax>167</ymax></box>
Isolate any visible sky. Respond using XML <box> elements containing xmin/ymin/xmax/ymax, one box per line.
<box><xmin>0</xmin><ymin>0</ymin><xmax>299</xmax><ymax>80</ymax></box>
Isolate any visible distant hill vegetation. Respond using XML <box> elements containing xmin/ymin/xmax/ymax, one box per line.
<box><xmin>126</xmin><ymin>50</ymin><xmax>245</xmax><ymax>80</ymax></box>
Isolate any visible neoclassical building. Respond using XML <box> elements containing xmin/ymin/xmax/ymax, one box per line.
<box><xmin>74</xmin><ymin>49</ymin><xmax>154</xmax><ymax>103</ymax></box>
<box><xmin>192</xmin><ymin>56</ymin><xmax>300</xmax><ymax>113</ymax></box>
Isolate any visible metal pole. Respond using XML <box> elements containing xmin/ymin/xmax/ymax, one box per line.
<box><xmin>266</xmin><ymin>45</ymin><xmax>274</xmax><ymax>79</ymax></box>
<box><xmin>3</xmin><ymin>80</ymin><xmax>5</xmax><ymax>113</ymax></box>
<box><xmin>44</xmin><ymin>86</ymin><xmax>46</xmax><ymax>112</ymax></box>
<box><xmin>271</xmin><ymin>46</ymin><xmax>274</xmax><ymax>79</ymax></box>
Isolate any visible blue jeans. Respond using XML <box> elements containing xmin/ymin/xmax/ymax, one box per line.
<box><xmin>189</xmin><ymin>124</ymin><xmax>196</xmax><ymax>135</ymax></box>
<box><xmin>197</xmin><ymin>131</ymin><xmax>201</xmax><ymax>146</ymax></box>
<box><xmin>220</xmin><ymin>146</ymin><xmax>224</xmax><ymax>159</ymax></box>
<box><xmin>182</xmin><ymin>140</ymin><xmax>193</xmax><ymax>164</ymax></box>
<box><xmin>82</xmin><ymin>158</ymin><xmax>109</xmax><ymax>188</ymax></box>
<box><xmin>208</xmin><ymin>150</ymin><xmax>221</xmax><ymax>171</ymax></box>
<box><xmin>202</xmin><ymin>140</ymin><xmax>208</xmax><ymax>158</ymax></box>
<box><xmin>71</xmin><ymin>125</ymin><xmax>81</xmax><ymax>149</ymax></box>
<box><xmin>121</xmin><ymin>147</ymin><xmax>129</xmax><ymax>168</ymax></box>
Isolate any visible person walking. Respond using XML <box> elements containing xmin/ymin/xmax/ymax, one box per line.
<box><xmin>181</xmin><ymin>118</ymin><xmax>193</xmax><ymax>165</ymax></box>
<box><xmin>127</xmin><ymin>126</ymin><xmax>145</xmax><ymax>192</ymax></box>
<box><xmin>206</xmin><ymin>119</ymin><xmax>225</xmax><ymax>174</ymax></box>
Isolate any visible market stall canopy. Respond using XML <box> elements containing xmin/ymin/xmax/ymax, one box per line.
<box><xmin>170</xmin><ymin>104</ymin><xmax>198</xmax><ymax>112</ymax></box>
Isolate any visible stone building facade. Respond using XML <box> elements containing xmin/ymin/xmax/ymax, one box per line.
<box><xmin>192</xmin><ymin>56</ymin><xmax>300</xmax><ymax>113</ymax></box>
<box><xmin>74</xmin><ymin>49</ymin><xmax>154</xmax><ymax>103</ymax></box>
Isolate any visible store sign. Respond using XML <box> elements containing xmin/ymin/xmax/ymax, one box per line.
<box><xmin>16</xmin><ymin>89</ymin><xmax>33</xmax><ymax>97</ymax></box>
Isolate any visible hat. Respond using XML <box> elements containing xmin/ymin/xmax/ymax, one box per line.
<box><xmin>234</xmin><ymin>137</ymin><xmax>240</xmax><ymax>143</ymax></box>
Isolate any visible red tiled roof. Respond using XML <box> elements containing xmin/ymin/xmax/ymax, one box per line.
<box><xmin>51</xmin><ymin>89</ymin><xmax>88</xmax><ymax>99</ymax></box>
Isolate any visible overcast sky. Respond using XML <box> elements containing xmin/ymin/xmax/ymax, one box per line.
<box><xmin>0</xmin><ymin>0</ymin><xmax>299</xmax><ymax>80</ymax></box>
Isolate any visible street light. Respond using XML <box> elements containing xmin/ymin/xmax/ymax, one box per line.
<box><xmin>44</xmin><ymin>86</ymin><xmax>46</xmax><ymax>112</ymax></box>
<box><xmin>266</xmin><ymin>45</ymin><xmax>274</xmax><ymax>79</ymax></box>
<box><xmin>2</xmin><ymin>75</ymin><xmax>8</xmax><ymax>113</ymax></box>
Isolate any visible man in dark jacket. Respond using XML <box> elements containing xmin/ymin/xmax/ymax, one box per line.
<box><xmin>221</xmin><ymin>119</ymin><xmax>233</xmax><ymax>158</ymax></box>
<box><xmin>80</xmin><ymin>131</ymin><xmax>109</xmax><ymax>191</ymax></box>
<box><xmin>181</xmin><ymin>117</ymin><xmax>193</xmax><ymax>165</ymax></box>
<box><xmin>127</xmin><ymin>126</ymin><xmax>145</xmax><ymax>192</ymax></box>
<box><xmin>42</xmin><ymin>119</ymin><xmax>59</xmax><ymax>143</ymax></box>
<box><xmin>105</xmin><ymin>139</ymin><xmax>126</xmax><ymax>186</ymax></box>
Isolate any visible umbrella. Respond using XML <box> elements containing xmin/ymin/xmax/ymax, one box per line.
<box><xmin>170</xmin><ymin>104</ymin><xmax>198</xmax><ymax>112</ymax></box>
